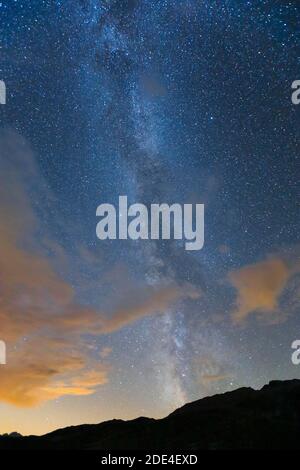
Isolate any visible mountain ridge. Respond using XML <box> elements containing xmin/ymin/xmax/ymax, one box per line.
<box><xmin>1</xmin><ymin>379</ymin><xmax>300</xmax><ymax>450</ymax></box>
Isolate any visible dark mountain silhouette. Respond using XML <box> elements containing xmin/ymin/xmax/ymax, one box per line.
<box><xmin>1</xmin><ymin>379</ymin><xmax>300</xmax><ymax>450</ymax></box>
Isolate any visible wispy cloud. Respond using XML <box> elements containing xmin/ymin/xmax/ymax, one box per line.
<box><xmin>229</xmin><ymin>254</ymin><xmax>300</xmax><ymax>324</ymax></box>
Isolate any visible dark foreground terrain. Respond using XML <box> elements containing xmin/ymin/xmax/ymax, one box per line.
<box><xmin>1</xmin><ymin>379</ymin><xmax>300</xmax><ymax>450</ymax></box>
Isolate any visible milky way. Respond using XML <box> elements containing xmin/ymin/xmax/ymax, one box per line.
<box><xmin>0</xmin><ymin>0</ymin><xmax>299</xmax><ymax>434</ymax></box>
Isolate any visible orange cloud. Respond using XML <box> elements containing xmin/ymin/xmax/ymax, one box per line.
<box><xmin>229</xmin><ymin>257</ymin><xmax>292</xmax><ymax>324</ymax></box>
<box><xmin>1</xmin><ymin>338</ymin><xmax>109</xmax><ymax>407</ymax></box>
<box><xmin>201</xmin><ymin>374</ymin><xmax>228</xmax><ymax>383</ymax></box>
<box><xmin>192</xmin><ymin>355</ymin><xmax>231</xmax><ymax>395</ymax></box>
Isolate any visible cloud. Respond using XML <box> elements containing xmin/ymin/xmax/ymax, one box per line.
<box><xmin>229</xmin><ymin>256</ymin><xmax>299</xmax><ymax>324</ymax></box>
<box><xmin>192</xmin><ymin>355</ymin><xmax>231</xmax><ymax>395</ymax></box>
<box><xmin>99</xmin><ymin>347</ymin><xmax>113</xmax><ymax>359</ymax></box>
<box><xmin>1</xmin><ymin>338</ymin><xmax>109</xmax><ymax>407</ymax></box>
<box><xmin>98</xmin><ymin>283</ymin><xmax>200</xmax><ymax>334</ymax></box>
<box><xmin>201</xmin><ymin>374</ymin><xmax>229</xmax><ymax>383</ymax></box>
<box><xmin>0</xmin><ymin>130</ymin><xmax>199</xmax><ymax>406</ymax></box>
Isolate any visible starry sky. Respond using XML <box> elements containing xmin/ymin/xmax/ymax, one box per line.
<box><xmin>0</xmin><ymin>0</ymin><xmax>299</xmax><ymax>436</ymax></box>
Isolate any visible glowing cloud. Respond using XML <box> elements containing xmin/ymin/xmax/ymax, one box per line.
<box><xmin>229</xmin><ymin>257</ymin><xmax>291</xmax><ymax>324</ymax></box>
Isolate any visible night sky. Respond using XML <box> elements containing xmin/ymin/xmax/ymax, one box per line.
<box><xmin>0</xmin><ymin>0</ymin><xmax>299</xmax><ymax>435</ymax></box>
